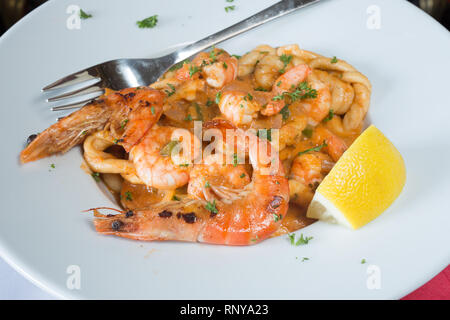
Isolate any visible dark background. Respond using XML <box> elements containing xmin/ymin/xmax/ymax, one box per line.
<box><xmin>0</xmin><ymin>0</ymin><xmax>449</xmax><ymax>35</ymax></box>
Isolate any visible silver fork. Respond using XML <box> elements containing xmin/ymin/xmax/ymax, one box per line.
<box><xmin>44</xmin><ymin>0</ymin><xmax>320</xmax><ymax>111</ymax></box>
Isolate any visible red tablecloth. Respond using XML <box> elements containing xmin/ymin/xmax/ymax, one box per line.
<box><xmin>402</xmin><ymin>265</ymin><xmax>450</xmax><ymax>300</ymax></box>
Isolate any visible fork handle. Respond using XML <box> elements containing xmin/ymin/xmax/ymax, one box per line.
<box><xmin>173</xmin><ymin>0</ymin><xmax>320</xmax><ymax>62</ymax></box>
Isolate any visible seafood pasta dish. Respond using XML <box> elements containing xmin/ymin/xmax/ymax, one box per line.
<box><xmin>20</xmin><ymin>44</ymin><xmax>371</xmax><ymax>245</ymax></box>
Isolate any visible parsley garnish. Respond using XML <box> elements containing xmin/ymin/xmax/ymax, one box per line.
<box><xmin>120</xmin><ymin>119</ymin><xmax>129</xmax><ymax>129</ymax></box>
<box><xmin>232</xmin><ymin>54</ymin><xmax>241</xmax><ymax>59</ymax></box>
<box><xmin>124</xmin><ymin>191</ymin><xmax>133</xmax><ymax>201</ymax></box>
<box><xmin>361</xmin><ymin>259</ymin><xmax>366</xmax><ymax>264</ymax></box>
<box><xmin>288</xmin><ymin>233</ymin><xmax>313</xmax><ymax>246</ymax></box>
<box><xmin>279</xmin><ymin>54</ymin><xmax>293</xmax><ymax>73</ymax></box>
<box><xmin>301</xmin><ymin>127</ymin><xmax>313</xmax><ymax>138</ymax></box>
<box><xmin>151</xmin><ymin>106</ymin><xmax>155</xmax><ymax>114</ymax></box>
<box><xmin>215</xmin><ymin>91</ymin><xmax>222</xmax><ymax>104</ymax></box>
<box><xmin>223</xmin><ymin>62</ymin><xmax>228</xmax><ymax>69</ymax></box>
<box><xmin>50</xmin><ymin>163</ymin><xmax>56</xmax><ymax>169</ymax></box>
<box><xmin>280</xmin><ymin>105</ymin><xmax>290</xmax><ymax>120</ymax></box>
<box><xmin>206</xmin><ymin>99</ymin><xmax>213</xmax><ymax>107</ymax></box>
<box><xmin>273</xmin><ymin>213</ymin><xmax>282</xmax><ymax>222</ymax></box>
<box><xmin>189</xmin><ymin>64</ymin><xmax>200</xmax><ymax>77</ymax></box>
<box><xmin>194</xmin><ymin>102</ymin><xmax>203</xmax><ymax>121</ymax></box>
<box><xmin>169</xmin><ymin>60</ymin><xmax>188</xmax><ymax>72</ymax></box>
<box><xmin>233</xmin><ymin>153</ymin><xmax>238</xmax><ymax>167</ymax></box>
<box><xmin>331</xmin><ymin>56</ymin><xmax>338</xmax><ymax>64</ymax></box>
<box><xmin>79</xmin><ymin>9</ymin><xmax>92</xmax><ymax>20</ymax></box>
<box><xmin>137</xmin><ymin>15</ymin><xmax>158</xmax><ymax>28</ymax></box>
<box><xmin>179</xmin><ymin>163</ymin><xmax>189</xmax><ymax>167</ymax></box>
<box><xmin>184</xmin><ymin>114</ymin><xmax>192</xmax><ymax>121</ymax></box>
<box><xmin>254</xmin><ymin>87</ymin><xmax>269</xmax><ymax>92</ymax></box>
<box><xmin>205</xmin><ymin>200</ymin><xmax>218</xmax><ymax>214</ymax></box>
<box><xmin>160</xmin><ymin>140</ymin><xmax>180</xmax><ymax>156</ymax></box>
<box><xmin>323</xmin><ymin>109</ymin><xmax>334</xmax><ymax>122</ymax></box>
<box><xmin>204</xmin><ymin>181</ymin><xmax>210</xmax><ymax>188</ymax></box>
<box><xmin>257</xmin><ymin>129</ymin><xmax>272</xmax><ymax>142</ymax></box>
<box><xmin>297</xmin><ymin>141</ymin><xmax>327</xmax><ymax>156</ymax></box>
<box><xmin>240</xmin><ymin>173</ymin><xmax>246</xmax><ymax>178</ymax></box>
<box><xmin>165</xmin><ymin>83</ymin><xmax>176</xmax><ymax>96</ymax></box>
<box><xmin>172</xmin><ymin>195</ymin><xmax>180</xmax><ymax>201</ymax></box>
<box><xmin>225</xmin><ymin>5</ymin><xmax>235</xmax><ymax>12</ymax></box>
<box><xmin>301</xmin><ymin>257</ymin><xmax>310</xmax><ymax>262</ymax></box>
<box><xmin>91</xmin><ymin>172</ymin><xmax>100</xmax><ymax>182</ymax></box>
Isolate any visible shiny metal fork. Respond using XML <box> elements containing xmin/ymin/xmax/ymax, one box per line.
<box><xmin>44</xmin><ymin>0</ymin><xmax>320</xmax><ymax>111</ymax></box>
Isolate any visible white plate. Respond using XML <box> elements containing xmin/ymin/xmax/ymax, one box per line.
<box><xmin>0</xmin><ymin>0</ymin><xmax>449</xmax><ymax>299</ymax></box>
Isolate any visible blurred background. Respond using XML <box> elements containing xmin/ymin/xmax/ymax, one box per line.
<box><xmin>0</xmin><ymin>0</ymin><xmax>449</xmax><ymax>35</ymax></box>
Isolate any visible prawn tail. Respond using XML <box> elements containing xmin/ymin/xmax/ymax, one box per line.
<box><xmin>20</xmin><ymin>101</ymin><xmax>112</xmax><ymax>163</ymax></box>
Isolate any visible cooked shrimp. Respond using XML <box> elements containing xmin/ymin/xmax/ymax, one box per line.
<box><xmin>175</xmin><ymin>49</ymin><xmax>238</xmax><ymax>89</ymax></box>
<box><xmin>238</xmin><ymin>45</ymin><xmax>275</xmax><ymax>77</ymax></box>
<box><xmin>296</xmin><ymin>80</ymin><xmax>331</xmax><ymax>124</ymax></box>
<box><xmin>288</xmin><ymin>151</ymin><xmax>334</xmax><ymax>207</ymax></box>
<box><xmin>217</xmin><ymin>90</ymin><xmax>260</xmax><ymax>126</ymax></box>
<box><xmin>187</xmin><ymin>154</ymin><xmax>251</xmax><ymax>202</ymax></box>
<box><xmin>261</xmin><ymin>64</ymin><xmax>312</xmax><ymax>116</ymax></box>
<box><xmin>311</xmin><ymin>126</ymin><xmax>348</xmax><ymax>162</ymax></box>
<box><xmin>129</xmin><ymin>126</ymin><xmax>201</xmax><ymax>190</ymax></box>
<box><xmin>254</xmin><ymin>54</ymin><xmax>285</xmax><ymax>90</ymax></box>
<box><xmin>20</xmin><ymin>87</ymin><xmax>164</xmax><ymax>163</ymax></box>
<box><xmin>94</xmin><ymin>120</ymin><xmax>289</xmax><ymax>245</ymax></box>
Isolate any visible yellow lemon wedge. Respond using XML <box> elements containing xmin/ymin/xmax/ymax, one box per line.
<box><xmin>306</xmin><ymin>125</ymin><xmax>406</xmax><ymax>229</ymax></box>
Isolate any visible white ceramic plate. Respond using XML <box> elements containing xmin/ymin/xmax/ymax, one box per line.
<box><xmin>0</xmin><ymin>0</ymin><xmax>449</xmax><ymax>299</ymax></box>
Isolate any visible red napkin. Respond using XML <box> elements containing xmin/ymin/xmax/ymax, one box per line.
<box><xmin>402</xmin><ymin>265</ymin><xmax>450</xmax><ymax>300</ymax></box>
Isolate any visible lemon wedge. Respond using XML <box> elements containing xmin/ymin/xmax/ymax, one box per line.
<box><xmin>306</xmin><ymin>125</ymin><xmax>406</xmax><ymax>229</ymax></box>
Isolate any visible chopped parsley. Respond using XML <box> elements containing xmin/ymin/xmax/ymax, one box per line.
<box><xmin>205</xmin><ymin>200</ymin><xmax>218</xmax><ymax>214</ymax></box>
<box><xmin>79</xmin><ymin>9</ymin><xmax>92</xmax><ymax>20</ymax></box>
<box><xmin>151</xmin><ymin>106</ymin><xmax>155</xmax><ymax>114</ymax></box>
<box><xmin>223</xmin><ymin>62</ymin><xmax>228</xmax><ymax>69</ymax></box>
<box><xmin>169</xmin><ymin>60</ymin><xmax>188</xmax><ymax>72</ymax></box>
<box><xmin>323</xmin><ymin>109</ymin><xmax>334</xmax><ymax>122</ymax></box>
<box><xmin>165</xmin><ymin>83</ymin><xmax>176</xmax><ymax>96</ymax></box>
<box><xmin>232</xmin><ymin>54</ymin><xmax>241</xmax><ymax>59</ymax></box>
<box><xmin>179</xmin><ymin>163</ymin><xmax>190</xmax><ymax>167</ymax></box>
<box><xmin>50</xmin><ymin>163</ymin><xmax>56</xmax><ymax>169</ymax></box>
<box><xmin>331</xmin><ymin>56</ymin><xmax>338</xmax><ymax>64</ymax></box>
<box><xmin>273</xmin><ymin>213</ymin><xmax>282</xmax><ymax>222</ymax></box>
<box><xmin>297</xmin><ymin>141</ymin><xmax>328</xmax><ymax>157</ymax></box>
<box><xmin>301</xmin><ymin>257</ymin><xmax>310</xmax><ymax>262</ymax></box>
<box><xmin>254</xmin><ymin>87</ymin><xmax>269</xmax><ymax>92</ymax></box>
<box><xmin>91</xmin><ymin>172</ymin><xmax>100</xmax><ymax>182</ymax></box>
<box><xmin>244</xmin><ymin>93</ymin><xmax>253</xmax><ymax>101</ymax></box>
<box><xmin>184</xmin><ymin>114</ymin><xmax>192</xmax><ymax>121</ymax></box>
<box><xmin>120</xmin><ymin>119</ymin><xmax>129</xmax><ymax>129</ymax></box>
<box><xmin>257</xmin><ymin>129</ymin><xmax>272</xmax><ymax>142</ymax></box>
<box><xmin>189</xmin><ymin>64</ymin><xmax>200</xmax><ymax>77</ymax></box>
<box><xmin>160</xmin><ymin>140</ymin><xmax>180</xmax><ymax>156</ymax></box>
<box><xmin>279</xmin><ymin>54</ymin><xmax>293</xmax><ymax>73</ymax></box>
<box><xmin>172</xmin><ymin>195</ymin><xmax>180</xmax><ymax>201</ymax></box>
<box><xmin>124</xmin><ymin>191</ymin><xmax>133</xmax><ymax>201</ymax></box>
<box><xmin>280</xmin><ymin>105</ymin><xmax>290</xmax><ymax>120</ymax></box>
<box><xmin>233</xmin><ymin>153</ymin><xmax>238</xmax><ymax>167</ymax></box>
<box><xmin>361</xmin><ymin>259</ymin><xmax>366</xmax><ymax>264</ymax></box>
<box><xmin>204</xmin><ymin>181</ymin><xmax>211</xmax><ymax>188</ymax></box>
<box><xmin>194</xmin><ymin>102</ymin><xmax>203</xmax><ymax>121</ymax></box>
<box><xmin>225</xmin><ymin>5</ymin><xmax>235</xmax><ymax>12</ymax></box>
<box><xmin>136</xmin><ymin>15</ymin><xmax>158</xmax><ymax>28</ymax></box>
<box><xmin>206</xmin><ymin>99</ymin><xmax>214</xmax><ymax>107</ymax></box>
<box><xmin>215</xmin><ymin>91</ymin><xmax>222</xmax><ymax>104</ymax></box>
<box><xmin>288</xmin><ymin>233</ymin><xmax>313</xmax><ymax>246</ymax></box>
<box><xmin>240</xmin><ymin>173</ymin><xmax>246</xmax><ymax>178</ymax></box>
<box><xmin>302</xmin><ymin>127</ymin><xmax>313</xmax><ymax>138</ymax></box>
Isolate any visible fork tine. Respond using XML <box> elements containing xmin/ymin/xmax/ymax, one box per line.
<box><xmin>47</xmin><ymin>82</ymin><xmax>105</xmax><ymax>102</ymax></box>
<box><xmin>42</xmin><ymin>66</ymin><xmax>100</xmax><ymax>92</ymax></box>
<box><xmin>51</xmin><ymin>92</ymin><xmax>104</xmax><ymax>111</ymax></box>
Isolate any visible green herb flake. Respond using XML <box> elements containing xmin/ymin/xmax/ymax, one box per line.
<box><xmin>288</xmin><ymin>233</ymin><xmax>296</xmax><ymax>245</ymax></box>
<box><xmin>295</xmin><ymin>233</ymin><xmax>313</xmax><ymax>246</ymax></box>
<box><xmin>120</xmin><ymin>119</ymin><xmax>129</xmax><ymax>129</ymax></box>
<box><xmin>137</xmin><ymin>15</ymin><xmax>158</xmax><ymax>29</ymax></box>
<box><xmin>172</xmin><ymin>195</ymin><xmax>180</xmax><ymax>201</ymax></box>
<box><xmin>301</xmin><ymin>257</ymin><xmax>310</xmax><ymax>262</ymax></box>
<box><xmin>233</xmin><ymin>153</ymin><xmax>238</xmax><ymax>167</ymax></box>
<box><xmin>205</xmin><ymin>181</ymin><xmax>211</xmax><ymax>188</ymax></box>
<box><xmin>331</xmin><ymin>56</ymin><xmax>338</xmax><ymax>64</ymax></box>
<box><xmin>279</xmin><ymin>54</ymin><xmax>293</xmax><ymax>73</ymax></box>
<box><xmin>205</xmin><ymin>200</ymin><xmax>218</xmax><ymax>214</ymax></box>
<box><xmin>240</xmin><ymin>173</ymin><xmax>246</xmax><ymax>178</ymax></box>
<box><xmin>206</xmin><ymin>99</ymin><xmax>213</xmax><ymax>107</ymax></box>
<box><xmin>225</xmin><ymin>5</ymin><xmax>236</xmax><ymax>12</ymax></box>
<box><xmin>302</xmin><ymin>127</ymin><xmax>313</xmax><ymax>138</ymax></box>
<box><xmin>194</xmin><ymin>102</ymin><xmax>203</xmax><ymax>121</ymax></box>
<box><xmin>280</xmin><ymin>105</ymin><xmax>290</xmax><ymax>120</ymax></box>
<box><xmin>254</xmin><ymin>87</ymin><xmax>269</xmax><ymax>92</ymax></box>
<box><xmin>79</xmin><ymin>9</ymin><xmax>92</xmax><ymax>20</ymax></box>
<box><xmin>361</xmin><ymin>259</ymin><xmax>366</xmax><ymax>264</ymax></box>
<box><xmin>151</xmin><ymin>106</ymin><xmax>155</xmax><ymax>114</ymax></box>
<box><xmin>297</xmin><ymin>141</ymin><xmax>328</xmax><ymax>157</ymax></box>
<box><xmin>165</xmin><ymin>83</ymin><xmax>176</xmax><ymax>97</ymax></box>
<box><xmin>160</xmin><ymin>140</ymin><xmax>180</xmax><ymax>156</ymax></box>
<box><xmin>273</xmin><ymin>214</ymin><xmax>282</xmax><ymax>222</ymax></box>
<box><xmin>184</xmin><ymin>114</ymin><xmax>192</xmax><ymax>121</ymax></box>
<box><xmin>215</xmin><ymin>91</ymin><xmax>222</xmax><ymax>104</ymax></box>
<box><xmin>125</xmin><ymin>191</ymin><xmax>133</xmax><ymax>201</ymax></box>
<box><xmin>50</xmin><ymin>163</ymin><xmax>56</xmax><ymax>169</ymax></box>
<box><xmin>179</xmin><ymin>163</ymin><xmax>190</xmax><ymax>167</ymax></box>
<box><xmin>91</xmin><ymin>172</ymin><xmax>100</xmax><ymax>182</ymax></box>
<box><xmin>189</xmin><ymin>64</ymin><xmax>200</xmax><ymax>77</ymax></box>
<box><xmin>223</xmin><ymin>62</ymin><xmax>228</xmax><ymax>69</ymax></box>
<box><xmin>323</xmin><ymin>109</ymin><xmax>334</xmax><ymax>122</ymax></box>
<box><xmin>232</xmin><ymin>54</ymin><xmax>242</xmax><ymax>59</ymax></box>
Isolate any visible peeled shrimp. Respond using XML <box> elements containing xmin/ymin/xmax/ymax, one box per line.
<box><xmin>311</xmin><ymin>126</ymin><xmax>348</xmax><ymax>162</ymax></box>
<box><xmin>296</xmin><ymin>79</ymin><xmax>331</xmax><ymax>124</ymax></box>
<box><xmin>94</xmin><ymin>120</ymin><xmax>289</xmax><ymax>245</ymax></box>
<box><xmin>261</xmin><ymin>64</ymin><xmax>312</xmax><ymax>116</ymax></box>
<box><xmin>20</xmin><ymin>87</ymin><xmax>165</xmax><ymax>163</ymax></box>
<box><xmin>129</xmin><ymin>126</ymin><xmax>201</xmax><ymax>190</ymax></box>
<box><xmin>217</xmin><ymin>90</ymin><xmax>260</xmax><ymax>126</ymax></box>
